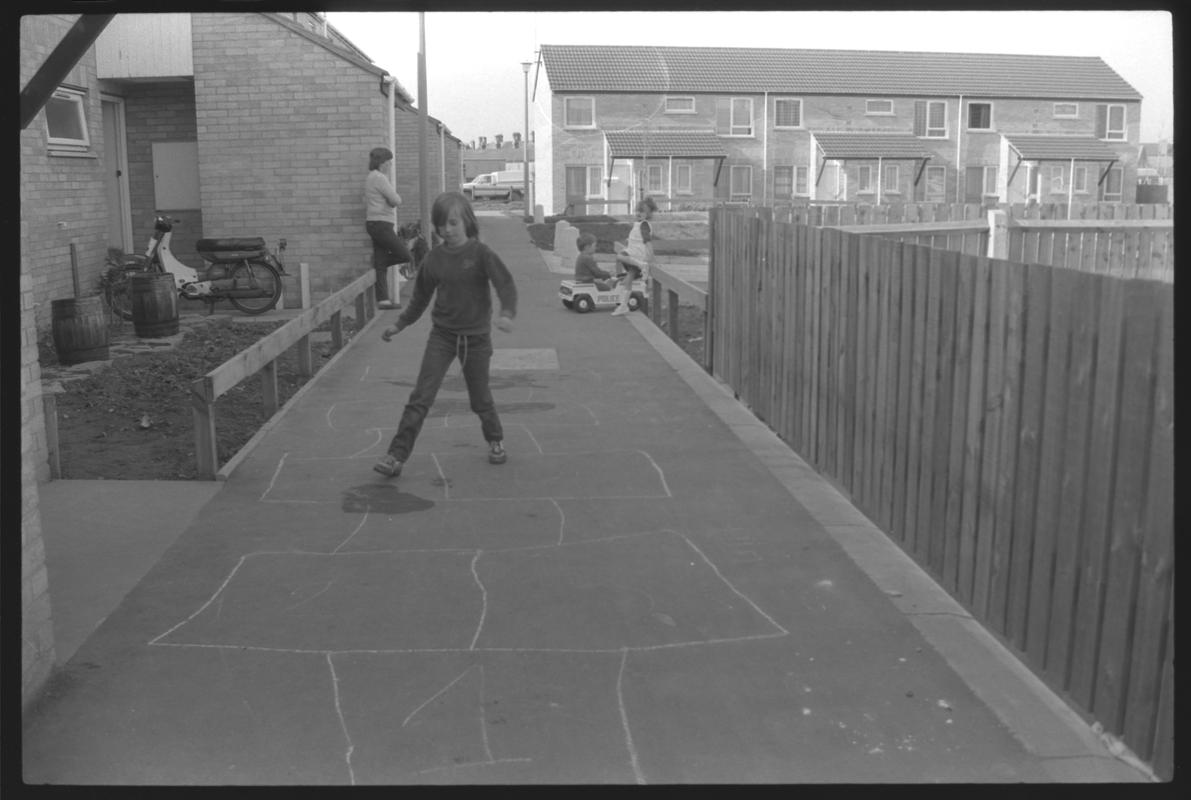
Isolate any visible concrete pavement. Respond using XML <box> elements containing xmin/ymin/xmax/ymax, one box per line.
<box><xmin>23</xmin><ymin>211</ymin><xmax>1150</xmax><ymax>785</ymax></box>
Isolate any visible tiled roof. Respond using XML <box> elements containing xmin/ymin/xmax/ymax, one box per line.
<box><xmin>540</xmin><ymin>45</ymin><xmax>1140</xmax><ymax>100</ymax></box>
<box><xmin>812</xmin><ymin>131</ymin><xmax>932</xmax><ymax>160</ymax></box>
<box><xmin>606</xmin><ymin>129</ymin><xmax>727</xmax><ymax>159</ymax></box>
<box><xmin>1003</xmin><ymin>134</ymin><xmax>1122</xmax><ymax>161</ymax></box>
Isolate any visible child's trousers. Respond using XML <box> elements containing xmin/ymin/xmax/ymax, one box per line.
<box><xmin>387</xmin><ymin>326</ymin><xmax>502</xmax><ymax>461</ymax></box>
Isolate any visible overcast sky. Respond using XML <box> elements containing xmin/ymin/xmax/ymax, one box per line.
<box><xmin>324</xmin><ymin>9</ymin><xmax>1173</xmax><ymax>148</ymax></box>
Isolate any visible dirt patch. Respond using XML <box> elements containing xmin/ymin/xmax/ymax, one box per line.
<box><xmin>654</xmin><ymin>304</ymin><xmax>708</xmax><ymax>367</ymax></box>
<box><xmin>48</xmin><ymin>316</ymin><xmax>360</xmax><ymax>480</ymax></box>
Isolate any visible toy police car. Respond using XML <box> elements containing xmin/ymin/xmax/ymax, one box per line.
<box><xmin>559</xmin><ymin>278</ymin><xmax>646</xmax><ymax>313</ymax></box>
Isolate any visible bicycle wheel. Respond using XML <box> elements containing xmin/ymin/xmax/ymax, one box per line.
<box><xmin>104</xmin><ymin>257</ymin><xmax>149</xmax><ymax>321</ymax></box>
<box><xmin>227</xmin><ymin>259</ymin><xmax>282</xmax><ymax>314</ymax></box>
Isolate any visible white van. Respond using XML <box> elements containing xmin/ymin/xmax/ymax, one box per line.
<box><xmin>462</xmin><ymin>171</ymin><xmax>524</xmax><ymax>201</ymax></box>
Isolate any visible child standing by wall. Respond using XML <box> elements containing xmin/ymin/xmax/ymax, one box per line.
<box><xmin>374</xmin><ymin>191</ymin><xmax>518</xmax><ymax>478</ymax></box>
<box><xmin>364</xmin><ymin>147</ymin><xmax>413</xmax><ymax>310</ymax></box>
<box><xmin>612</xmin><ymin>196</ymin><xmax>658</xmax><ymax>316</ymax></box>
<box><xmin>573</xmin><ymin>232</ymin><xmax>614</xmax><ymax>290</ymax></box>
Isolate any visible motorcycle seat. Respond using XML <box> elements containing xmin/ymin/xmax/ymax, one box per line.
<box><xmin>196</xmin><ymin>237</ymin><xmax>266</xmax><ymax>254</ymax></box>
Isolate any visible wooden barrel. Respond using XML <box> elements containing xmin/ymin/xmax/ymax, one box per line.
<box><xmin>131</xmin><ymin>272</ymin><xmax>179</xmax><ymax>338</ymax></box>
<box><xmin>51</xmin><ymin>295</ymin><xmax>110</xmax><ymax>365</ymax></box>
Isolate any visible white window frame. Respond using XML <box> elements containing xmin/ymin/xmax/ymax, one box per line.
<box><xmin>858</xmin><ymin>165</ymin><xmax>874</xmax><ymax>194</ymax></box>
<box><xmin>1046</xmin><ymin>165</ymin><xmax>1065</xmax><ymax>194</ymax></box>
<box><xmin>563</xmin><ymin>96</ymin><xmax>595</xmax><ymax>129</ymax></box>
<box><xmin>883</xmin><ymin>164</ymin><xmax>901</xmax><ymax>194</ymax></box>
<box><xmin>674</xmin><ymin>162</ymin><xmax>693</xmax><ymax>194</ymax></box>
<box><xmin>585</xmin><ymin>165</ymin><xmax>603</xmax><ymax>199</ymax></box>
<box><xmin>925</xmin><ymin>165</ymin><xmax>947</xmax><ymax>202</ymax></box>
<box><xmin>729</xmin><ymin>164</ymin><xmax>753</xmax><ymax>200</ymax></box>
<box><xmin>773</xmin><ymin>97</ymin><xmax>802</xmax><ymax>129</ymax></box>
<box><xmin>967</xmin><ymin>101</ymin><xmax>994</xmax><ymax>131</ymax></box>
<box><xmin>1100</xmin><ymin>103</ymin><xmax>1126</xmax><ymax>141</ymax></box>
<box><xmin>925</xmin><ymin>100</ymin><xmax>947</xmax><ymax>138</ymax></box>
<box><xmin>665</xmin><ymin>96</ymin><xmax>696</xmax><ymax>114</ymax></box>
<box><xmin>645</xmin><ymin>164</ymin><xmax>664</xmax><ymax>193</ymax></box>
<box><xmin>981</xmin><ymin>165</ymin><xmax>999</xmax><ymax>195</ymax></box>
<box><xmin>1100</xmin><ymin>165</ymin><xmax>1123</xmax><ymax>201</ymax></box>
<box><xmin>1073</xmin><ymin>166</ymin><xmax>1088</xmax><ymax>194</ymax></box>
<box><xmin>774</xmin><ymin>165</ymin><xmax>794</xmax><ymax>199</ymax></box>
<box><xmin>1053</xmin><ymin>102</ymin><xmax>1079</xmax><ymax>119</ymax></box>
<box><xmin>45</xmin><ymin>86</ymin><xmax>91</xmax><ymax>151</ymax></box>
<box><xmin>865</xmin><ymin>99</ymin><xmax>895</xmax><ymax>116</ymax></box>
<box><xmin>729</xmin><ymin>97</ymin><xmax>754</xmax><ymax>137</ymax></box>
<box><xmin>795</xmin><ymin>166</ymin><xmax>809</xmax><ymax>197</ymax></box>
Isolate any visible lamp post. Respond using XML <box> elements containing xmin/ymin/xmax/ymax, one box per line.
<box><xmin>521</xmin><ymin>60</ymin><xmax>531</xmax><ymax>219</ymax></box>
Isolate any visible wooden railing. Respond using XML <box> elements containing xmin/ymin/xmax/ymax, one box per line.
<box><xmin>709</xmin><ymin>206</ymin><xmax>1174</xmax><ymax>779</ymax></box>
<box><xmin>1006</xmin><ymin>218</ymin><xmax>1173</xmax><ymax>281</ymax></box>
<box><xmin>191</xmin><ymin>272</ymin><xmax>376</xmax><ymax>480</ymax></box>
<box><xmin>646</xmin><ymin>265</ymin><xmax>710</xmax><ymax>371</ymax></box>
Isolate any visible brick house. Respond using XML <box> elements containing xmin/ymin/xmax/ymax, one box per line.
<box><xmin>534</xmin><ymin>45</ymin><xmax>1143</xmax><ymax>215</ymax></box>
<box><xmin>18</xmin><ymin>11</ymin><xmax>460</xmax><ymax>708</ymax></box>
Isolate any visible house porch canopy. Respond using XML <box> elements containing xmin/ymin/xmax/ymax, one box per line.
<box><xmin>1002</xmin><ymin>134</ymin><xmax>1121</xmax><ymax>195</ymax></box>
<box><xmin>605</xmin><ymin>129</ymin><xmax>729</xmax><ymax>187</ymax></box>
<box><xmin>811</xmin><ymin>131</ymin><xmax>934</xmax><ymax>201</ymax></box>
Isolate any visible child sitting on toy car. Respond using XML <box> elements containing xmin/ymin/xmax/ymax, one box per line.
<box><xmin>573</xmin><ymin>232</ymin><xmax>615</xmax><ymax>291</ymax></box>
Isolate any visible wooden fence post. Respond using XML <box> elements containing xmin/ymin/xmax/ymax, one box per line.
<box><xmin>296</xmin><ymin>333</ymin><xmax>313</xmax><ymax>377</ymax></box>
<box><xmin>191</xmin><ymin>375</ymin><xmax>218</xmax><ymax>480</ymax></box>
<box><xmin>261</xmin><ymin>359</ymin><xmax>279</xmax><ymax>417</ymax></box>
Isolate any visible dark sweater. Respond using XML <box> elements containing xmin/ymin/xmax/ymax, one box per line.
<box><xmin>395</xmin><ymin>238</ymin><xmax>517</xmax><ymax>336</ymax></box>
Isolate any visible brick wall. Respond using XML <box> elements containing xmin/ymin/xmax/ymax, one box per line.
<box><xmin>191</xmin><ymin>12</ymin><xmax>388</xmax><ymax>300</ymax></box>
<box><xmin>393</xmin><ymin>110</ymin><xmax>464</xmax><ymax>228</ymax></box>
<box><xmin>20</xmin><ymin>14</ymin><xmax>114</xmax><ymax>330</ymax></box>
<box><xmin>123</xmin><ymin>81</ymin><xmax>206</xmax><ymax>269</ymax></box>
<box><xmin>20</xmin><ymin>216</ymin><xmax>57</xmax><ymax>709</ymax></box>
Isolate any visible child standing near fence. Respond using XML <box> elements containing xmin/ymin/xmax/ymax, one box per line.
<box><xmin>612</xmin><ymin>196</ymin><xmax>657</xmax><ymax>316</ymax></box>
<box><xmin>374</xmin><ymin>191</ymin><xmax>518</xmax><ymax>478</ymax></box>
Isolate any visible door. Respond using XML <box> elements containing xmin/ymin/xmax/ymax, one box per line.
<box><xmin>609</xmin><ymin>163</ymin><xmax>632</xmax><ymax>213</ymax></box>
<box><xmin>564</xmin><ymin>166</ymin><xmax>587</xmax><ymax>215</ymax></box>
<box><xmin>101</xmin><ymin>96</ymin><xmax>132</xmax><ymax>252</ymax></box>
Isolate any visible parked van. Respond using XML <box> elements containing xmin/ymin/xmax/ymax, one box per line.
<box><xmin>462</xmin><ymin>170</ymin><xmax>524</xmax><ymax>201</ymax></box>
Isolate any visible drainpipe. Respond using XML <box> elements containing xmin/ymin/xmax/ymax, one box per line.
<box><xmin>383</xmin><ymin>75</ymin><xmax>397</xmax><ymax>188</ymax></box>
<box><xmin>1067</xmin><ymin>157</ymin><xmax>1075</xmax><ymax>219</ymax></box>
<box><xmin>763</xmin><ymin>92</ymin><xmax>769</xmax><ymax>205</ymax></box>
<box><xmin>955</xmin><ymin>94</ymin><xmax>963</xmax><ymax>203</ymax></box>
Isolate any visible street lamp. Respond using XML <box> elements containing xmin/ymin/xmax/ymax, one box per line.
<box><xmin>521</xmin><ymin>60</ymin><xmax>532</xmax><ymax>219</ymax></box>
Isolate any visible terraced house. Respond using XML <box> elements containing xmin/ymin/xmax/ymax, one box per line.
<box><xmin>534</xmin><ymin>45</ymin><xmax>1143</xmax><ymax>215</ymax></box>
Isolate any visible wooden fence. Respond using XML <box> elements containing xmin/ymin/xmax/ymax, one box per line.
<box><xmin>709</xmin><ymin>206</ymin><xmax>1173</xmax><ymax>779</ymax></box>
<box><xmin>191</xmin><ymin>271</ymin><xmax>376</xmax><ymax>480</ymax></box>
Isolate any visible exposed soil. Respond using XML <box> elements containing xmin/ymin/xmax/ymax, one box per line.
<box><xmin>47</xmin><ymin>316</ymin><xmax>359</xmax><ymax>480</ymax></box>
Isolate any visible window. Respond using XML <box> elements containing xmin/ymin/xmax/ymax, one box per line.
<box><xmin>586</xmin><ymin>165</ymin><xmax>603</xmax><ymax>198</ymax></box>
<box><xmin>1096</xmin><ymin>104</ymin><xmax>1126</xmax><ymax>141</ymax></box>
<box><xmin>774</xmin><ymin>98</ymin><xmax>802</xmax><ymax>128</ymax></box>
<box><xmin>982</xmin><ymin>166</ymin><xmax>998</xmax><ymax>195</ymax></box>
<box><xmin>1053</xmin><ymin>102</ymin><xmax>1079</xmax><ymax>119</ymax></box>
<box><xmin>729</xmin><ymin>165</ymin><xmax>753</xmax><ymax>200</ymax></box>
<box><xmin>925</xmin><ymin>166</ymin><xmax>947</xmax><ymax>202</ymax></box>
<box><xmin>858</xmin><ymin>165</ymin><xmax>874</xmax><ymax>193</ymax></box>
<box><xmin>774</xmin><ymin>166</ymin><xmax>794</xmax><ymax>199</ymax></box>
<box><xmin>665</xmin><ymin>96</ymin><xmax>695</xmax><ymax>114</ymax></box>
<box><xmin>967</xmin><ymin>102</ymin><xmax>993</xmax><ymax>130</ymax></box>
<box><xmin>883</xmin><ymin>164</ymin><xmax>901</xmax><ymax>193</ymax></box>
<box><xmin>1073</xmin><ymin>166</ymin><xmax>1088</xmax><ymax>193</ymax></box>
<box><xmin>914</xmin><ymin>100</ymin><xmax>947</xmax><ymax>138</ymax></box>
<box><xmin>45</xmin><ymin>86</ymin><xmax>90</xmax><ymax>150</ymax></box>
<box><xmin>1100</xmin><ymin>166</ymin><xmax>1122</xmax><ymax>201</ymax></box>
<box><xmin>730</xmin><ymin>98</ymin><xmax>753</xmax><ymax>136</ymax></box>
<box><xmin>866</xmin><ymin>99</ymin><xmax>894</xmax><ymax>115</ymax></box>
<box><xmin>1046</xmin><ymin>165</ymin><xmax>1065</xmax><ymax>193</ymax></box>
<box><xmin>795</xmin><ymin>166</ymin><xmax>809</xmax><ymax>196</ymax></box>
<box><xmin>675</xmin><ymin>163</ymin><xmax>692</xmax><ymax>194</ymax></box>
<box><xmin>564</xmin><ymin>97</ymin><xmax>595</xmax><ymax>128</ymax></box>
<box><xmin>645</xmin><ymin>164</ymin><xmax>664</xmax><ymax>193</ymax></box>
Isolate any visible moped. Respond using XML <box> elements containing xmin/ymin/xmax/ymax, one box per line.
<box><xmin>104</xmin><ymin>214</ymin><xmax>286</xmax><ymax>318</ymax></box>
